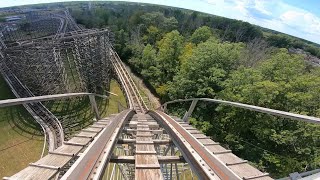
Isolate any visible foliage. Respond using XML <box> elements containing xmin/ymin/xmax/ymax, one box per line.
<box><xmin>168</xmin><ymin>38</ymin><xmax>243</xmax><ymax>99</ymax></box>
<box><xmin>190</xmin><ymin>26</ymin><xmax>213</xmax><ymax>44</ymax></box>
<box><xmin>266</xmin><ymin>34</ymin><xmax>320</xmax><ymax>58</ymax></box>
<box><xmin>66</xmin><ymin>2</ymin><xmax>320</xmax><ymax>177</ymax></box>
<box><xmin>141</xmin><ymin>12</ymin><xmax>178</xmax><ymax>32</ymax></box>
<box><xmin>156</xmin><ymin>30</ymin><xmax>184</xmax><ymax>84</ymax></box>
<box><xmin>217</xmin><ymin>49</ymin><xmax>320</xmax><ymax>176</ymax></box>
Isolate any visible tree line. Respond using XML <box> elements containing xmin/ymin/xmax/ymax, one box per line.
<box><xmin>67</xmin><ymin>2</ymin><xmax>320</xmax><ymax>178</ymax></box>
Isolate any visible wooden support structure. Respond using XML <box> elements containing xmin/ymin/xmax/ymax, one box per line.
<box><xmin>134</xmin><ymin>114</ymin><xmax>163</xmax><ymax>180</ymax></box>
<box><xmin>110</xmin><ymin>156</ymin><xmax>185</xmax><ymax>164</ymax></box>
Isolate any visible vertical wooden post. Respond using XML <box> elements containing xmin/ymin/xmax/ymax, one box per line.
<box><xmin>163</xmin><ymin>104</ymin><xmax>168</xmax><ymax>112</ymax></box>
<box><xmin>182</xmin><ymin>99</ymin><xmax>198</xmax><ymax>122</ymax></box>
<box><xmin>89</xmin><ymin>94</ymin><xmax>100</xmax><ymax>120</ymax></box>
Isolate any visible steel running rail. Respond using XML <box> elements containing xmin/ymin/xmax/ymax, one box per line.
<box><xmin>154</xmin><ymin>97</ymin><xmax>320</xmax><ymax>179</ymax></box>
<box><xmin>109</xmin><ymin>46</ymin><xmax>263</xmax><ymax>179</ymax></box>
<box><xmin>110</xmin><ymin>48</ymin><xmax>148</xmax><ymax>113</ymax></box>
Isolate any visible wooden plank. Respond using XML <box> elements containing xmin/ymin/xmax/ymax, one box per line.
<box><xmin>66</xmin><ymin>137</ymin><xmax>91</xmax><ymax>145</ymax></box>
<box><xmin>35</xmin><ymin>154</ymin><xmax>71</xmax><ymax>167</ymax></box>
<box><xmin>117</xmin><ymin>139</ymin><xmax>171</xmax><ymax>145</ymax></box>
<box><xmin>229</xmin><ymin>164</ymin><xmax>271</xmax><ymax>179</ymax></box>
<box><xmin>135</xmin><ymin>151</ymin><xmax>157</xmax><ymax>154</ymax></box>
<box><xmin>135</xmin><ymin>164</ymin><xmax>160</xmax><ymax>169</ymax></box>
<box><xmin>157</xmin><ymin>156</ymin><xmax>186</xmax><ymax>164</ymax></box>
<box><xmin>82</xmin><ymin>127</ymin><xmax>101</xmax><ymax>133</ymax></box>
<box><xmin>110</xmin><ymin>156</ymin><xmax>135</xmax><ymax>163</ymax></box>
<box><xmin>90</xmin><ymin>124</ymin><xmax>105</xmax><ymax>128</ymax></box>
<box><xmin>75</xmin><ymin>131</ymin><xmax>97</xmax><ymax>138</ymax></box>
<box><xmin>94</xmin><ymin>121</ymin><xmax>109</xmax><ymax>125</ymax></box>
<box><xmin>135</xmin><ymin>169</ymin><xmax>163</xmax><ymax>180</ymax></box>
<box><xmin>54</xmin><ymin>144</ymin><xmax>82</xmax><ymax>155</ymax></box>
<box><xmin>134</xmin><ymin>114</ymin><xmax>163</xmax><ymax>180</ymax></box>
<box><xmin>192</xmin><ymin>133</ymin><xmax>209</xmax><ymax>139</ymax></box>
<box><xmin>9</xmin><ymin>166</ymin><xmax>57</xmax><ymax>180</ymax></box>
<box><xmin>110</xmin><ymin>156</ymin><xmax>185</xmax><ymax>164</ymax></box>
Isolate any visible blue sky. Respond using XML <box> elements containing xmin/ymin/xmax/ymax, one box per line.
<box><xmin>1</xmin><ymin>0</ymin><xmax>320</xmax><ymax>44</ymax></box>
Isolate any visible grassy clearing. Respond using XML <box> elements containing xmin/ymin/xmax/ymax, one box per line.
<box><xmin>0</xmin><ymin>79</ymin><xmax>126</xmax><ymax>177</ymax></box>
<box><xmin>44</xmin><ymin>79</ymin><xmax>127</xmax><ymax>139</ymax></box>
<box><xmin>99</xmin><ymin>80</ymin><xmax>127</xmax><ymax>117</ymax></box>
<box><xmin>0</xmin><ymin>77</ymin><xmax>44</xmax><ymax>178</ymax></box>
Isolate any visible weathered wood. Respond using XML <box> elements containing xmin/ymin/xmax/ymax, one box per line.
<box><xmin>134</xmin><ymin>114</ymin><xmax>163</xmax><ymax>180</ymax></box>
<box><xmin>110</xmin><ymin>156</ymin><xmax>185</xmax><ymax>164</ymax></box>
<box><xmin>8</xmin><ymin>113</ymin><xmax>118</xmax><ymax>180</ymax></box>
<box><xmin>117</xmin><ymin>139</ymin><xmax>171</xmax><ymax>145</ymax></box>
<box><xmin>48</xmin><ymin>151</ymin><xmax>74</xmax><ymax>157</ymax></box>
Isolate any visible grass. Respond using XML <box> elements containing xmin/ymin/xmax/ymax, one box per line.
<box><xmin>44</xmin><ymin>79</ymin><xmax>127</xmax><ymax>139</ymax></box>
<box><xmin>99</xmin><ymin>80</ymin><xmax>127</xmax><ymax>117</ymax></box>
<box><xmin>0</xmin><ymin>77</ymin><xmax>44</xmax><ymax>178</ymax></box>
<box><xmin>0</xmin><ymin>78</ymin><xmax>126</xmax><ymax>177</ymax></box>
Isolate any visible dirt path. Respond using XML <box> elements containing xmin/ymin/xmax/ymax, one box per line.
<box><xmin>123</xmin><ymin>64</ymin><xmax>161</xmax><ymax>109</ymax></box>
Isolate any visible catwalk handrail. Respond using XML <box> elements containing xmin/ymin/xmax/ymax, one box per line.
<box><xmin>0</xmin><ymin>92</ymin><xmax>126</xmax><ymax>118</ymax></box>
<box><xmin>0</xmin><ymin>92</ymin><xmax>113</xmax><ymax>107</ymax></box>
<box><xmin>162</xmin><ymin>98</ymin><xmax>320</xmax><ymax>124</ymax></box>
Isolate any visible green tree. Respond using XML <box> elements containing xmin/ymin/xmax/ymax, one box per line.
<box><xmin>156</xmin><ymin>30</ymin><xmax>184</xmax><ymax>85</ymax></box>
<box><xmin>179</xmin><ymin>43</ymin><xmax>194</xmax><ymax>66</ymax></box>
<box><xmin>217</xmin><ymin>49</ymin><xmax>320</xmax><ymax>177</ymax></box>
<box><xmin>140</xmin><ymin>44</ymin><xmax>161</xmax><ymax>85</ymax></box>
<box><xmin>141</xmin><ymin>12</ymin><xmax>178</xmax><ymax>32</ymax></box>
<box><xmin>267</xmin><ymin>34</ymin><xmax>292</xmax><ymax>48</ymax></box>
<box><xmin>114</xmin><ymin>29</ymin><xmax>130</xmax><ymax>59</ymax></box>
<box><xmin>143</xmin><ymin>26</ymin><xmax>161</xmax><ymax>45</ymax></box>
<box><xmin>190</xmin><ymin>26</ymin><xmax>213</xmax><ymax>44</ymax></box>
<box><xmin>168</xmin><ymin>38</ymin><xmax>244</xmax><ymax>99</ymax></box>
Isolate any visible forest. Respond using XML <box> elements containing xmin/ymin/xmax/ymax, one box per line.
<box><xmin>64</xmin><ymin>1</ymin><xmax>320</xmax><ymax>178</ymax></box>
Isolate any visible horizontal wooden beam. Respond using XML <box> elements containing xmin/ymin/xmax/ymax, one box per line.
<box><xmin>109</xmin><ymin>156</ymin><xmax>185</xmax><ymax>164</ymax></box>
<box><xmin>117</xmin><ymin>139</ymin><xmax>172</xmax><ymax>145</ymax></box>
<box><xmin>157</xmin><ymin>156</ymin><xmax>186</xmax><ymax>163</ymax></box>
<box><xmin>123</xmin><ymin>129</ymin><xmax>165</xmax><ymax>134</ymax></box>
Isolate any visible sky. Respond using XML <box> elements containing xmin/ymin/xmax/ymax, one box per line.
<box><xmin>1</xmin><ymin>0</ymin><xmax>320</xmax><ymax>44</ymax></box>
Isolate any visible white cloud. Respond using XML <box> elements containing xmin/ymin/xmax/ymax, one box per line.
<box><xmin>280</xmin><ymin>10</ymin><xmax>320</xmax><ymax>36</ymax></box>
<box><xmin>253</xmin><ymin>0</ymin><xmax>272</xmax><ymax>15</ymax></box>
<box><xmin>206</xmin><ymin>0</ymin><xmax>224</xmax><ymax>5</ymax></box>
<box><xmin>0</xmin><ymin>0</ymin><xmax>320</xmax><ymax>44</ymax></box>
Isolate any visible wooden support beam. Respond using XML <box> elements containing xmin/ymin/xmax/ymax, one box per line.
<box><xmin>123</xmin><ymin>129</ymin><xmax>165</xmax><ymax>134</ymax></box>
<box><xmin>89</xmin><ymin>94</ymin><xmax>100</xmax><ymax>120</ymax></box>
<box><xmin>63</xmin><ymin>141</ymin><xmax>87</xmax><ymax>147</ymax></box>
<box><xmin>157</xmin><ymin>156</ymin><xmax>186</xmax><ymax>164</ymax></box>
<box><xmin>135</xmin><ymin>164</ymin><xmax>160</xmax><ymax>169</ymax></box>
<box><xmin>117</xmin><ymin>139</ymin><xmax>172</xmax><ymax>145</ymax></box>
<box><xmin>110</xmin><ymin>156</ymin><xmax>186</xmax><ymax>164</ymax></box>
